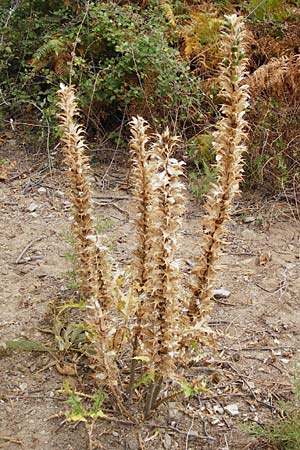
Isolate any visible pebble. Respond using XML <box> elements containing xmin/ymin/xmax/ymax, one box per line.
<box><xmin>168</xmin><ymin>401</ymin><xmax>181</xmax><ymax>420</ymax></box>
<box><xmin>37</xmin><ymin>187</ymin><xmax>47</xmax><ymax>194</ymax></box>
<box><xmin>213</xmin><ymin>288</ymin><xmax>231</xmax><ymax>299</ymax></box>
<box><xmin>28</xmin><ymin>202</ymin><xmax>38</xmax><ymax>212</ymax></box>
<box><xmin>243</xmin><ymin>216</ymin><xmax>255</xmax><ymax>223</ymax></box>
<box><xmin>19</xmin><ymin>382</ymin><xmax>28</xmax><ymax>391</ymax></box>
<box><xmin>213</xmin><ymin>405</ymin><xmax>224</xmax><ymax>414</ymax></box>
<box><xmin>163</xmin><ymin>434</ymin><xmax>172</xmax><ymax>449</ymax></box>
<box><xmin>224</xmin><ymin>403</ymin><xmax>239</xmax><ymax>416</ymax></box>
<box><xmin>56</xmin><ymin>190</ymin><xmax>64</xmax><ymax>198</ymax></box>
<box><xmin>125</xmin><ymin>438</ymin><xmax>139</xmax><ymax>450</ymax></box>
<box><xmin>63</xmin><ymin>200</ymin><xmax>71</xmax><ymax>208</ymax></box>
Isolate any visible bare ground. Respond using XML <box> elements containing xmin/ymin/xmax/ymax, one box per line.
<box><xmin>1</xmin><ymin>141</ymin><xmax>300</xmax><ymax>450</ymax></box>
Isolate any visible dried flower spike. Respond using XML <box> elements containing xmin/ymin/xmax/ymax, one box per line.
<box><xmin>189</xmin><ymin>15</ymin><xmax>249</xmax><ymax>323</ymax></box>
<box><xmin>57</xmin><ymin>83</ymin><xmax>97</xmax><ymax>299</ymax></box>
<box><xmin>142</xmin><ymin>129</ymin><xmax>186</xmax><ymax>377</ymax></box>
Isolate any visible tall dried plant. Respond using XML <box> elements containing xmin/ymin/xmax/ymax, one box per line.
<box><xmin>56</xmin><ymin>12</ymin><xmax>250</xmax><ymax>419</ymax></box>
<box><xmin>143</xmin><ymin>130</ymin><xmax>186</xmax><ymax>415</ymax></box>
<box><xmin>57</xmin><ymin>84</ymin><xmax>118</xmax><ymax>392</ymax></box>
<box><xmin>142</xmin><ymin>130</ymin><xmax>185</xmax><ymax>379</ymax></box>
<box><xmin>188</xmin><ymin>14</ymin><xmax>249</xmax><ymax>323</ymax></box>
<box><xmin>129</xmin><ymin>116</ymin><xmax>153</xmax><ymax>290</ymax></box>
<box><xmin>127</xmin><ymin>116</ymin><xmax>154</xmax><ymax>399</ymax></box>
<box><xmin>128</xmin><ymin>122</ymin><xmax>186</xmax><ymax>413</ymax></box>
<box><xmin>57</xmin><ymin>83</ymin><xmax>97</xmax><ymax>299</ymax></box>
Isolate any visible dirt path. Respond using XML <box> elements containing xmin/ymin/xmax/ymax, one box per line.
<box><xmin>1</xmin><ymin>143</ymin><xmax>300</xmax><ymax>450</ymax></box>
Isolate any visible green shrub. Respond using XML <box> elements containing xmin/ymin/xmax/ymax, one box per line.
<box><xmin>0</xmin><ymin>0</ymin><xmax>203</xmax><ymax>136</ymax></box>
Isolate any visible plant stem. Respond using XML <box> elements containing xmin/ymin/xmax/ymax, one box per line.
<box><xmin>144</xmin><ymin>382</ymin><xmax>156</xmax><ymax>418</ymax></box>
<box><xmin>127</xmin><ymin>335</ymin><xmax>138</xmax><ymax>402</ymax></box>
<box><xmin>151</xmin><ymin>376</ymin><xmax>163</xmax><ymax>410</ymax></box>
<box><xmin>144</xmin><ymin>376</ymin><xmax>164</xmax><ymax>418</ymax></box>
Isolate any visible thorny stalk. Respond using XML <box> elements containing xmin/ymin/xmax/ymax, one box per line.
<box><xmin>141</xmin><ymin>130</ymin><xmax>185</xmax><ymax>415</ymax></box>
<box><xmin>57</xmin><ymin>83</ymin><xmax>119</xmax><ymax>397</ymax></box>
<box><xmin>57</xmin><ymin>83</ymin><xmax>97</xmax><ymax>299</ymax></box>
<box><xmin>188</xmin><ymin>14</ymin><xmax>249</xmax><ymax>326</ymax></box>
<box><xmin>128</xmin><ymin>116</ymin><xmax>153</xmax><ymax>400</ymax></box>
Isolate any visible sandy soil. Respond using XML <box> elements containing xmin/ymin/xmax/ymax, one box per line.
<box><xmin>1</xmin><ymin>140</ymin><xmax>300</xmax><ymax>450</ymax></box>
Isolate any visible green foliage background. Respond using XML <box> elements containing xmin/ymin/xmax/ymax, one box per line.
<box><xmin>1</xmin><ymin>0</ymin><xmax>300</xmax><ymax>193</ymax></box>
<box><xmin>0</xmin><ymin>0</ymin><xmax>202</xmax><ymax>132</ymax></box>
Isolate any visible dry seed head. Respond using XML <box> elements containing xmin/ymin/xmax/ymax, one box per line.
<box><xmin>57</xmin><ymin>84</ymin><xmax>114</xmax><ymax>310</ymax></box>
<box><xmin>188</xmin><ymin>15</ymin><xmax>249</xmax><ymax>326</ymax></box>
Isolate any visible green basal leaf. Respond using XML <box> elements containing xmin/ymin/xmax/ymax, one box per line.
<box><xmin>0</xmin><ymin>339</ymin><xmax>54</xmax><ymax>352</ymax></box>
<box><xmin>66</xmin><ymin>412</ymin><xmax>87</xmax><ymax>422</ymax></box>
<box><xmin>57</xmin><ymin>300</ymin><xmax>87</xmax><ymax>316</ymax></box>
<box><xmin>91</xmin><ymin>389</ymin><xmax>105</xmax><ymax>415</ymax></box>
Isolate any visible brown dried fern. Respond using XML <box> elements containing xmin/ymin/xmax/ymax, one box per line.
<box><xmin>248</xmin><ymin>55</ymin><xmax>300</xmax><ymax>99</ymax></box>
<box><xmin>188</xmin><ymin>14</ymin><xmax>249</xmax><ymax>324</ymax></box>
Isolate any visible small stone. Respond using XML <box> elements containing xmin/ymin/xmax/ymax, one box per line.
<box><xmin>213</xmin><ymin>288</ymin><xmax>231</xmax><ymax>299</ymax></box>
<box><xmin>213</xmin><ymin>405</ymin><xmax>224</xmax><ymax>414</ymax></box>
<box><xmin>125</xmin><ymin>438</ymin><xmax>139</xmax><ymax>450</ymax></box>
<box><xmin>37</xmin><ymin>187</ymin><xmax>47</xmax><ymax>194</ymax></box>
<box><xmin>34</xmin><ymin>268</ymin><xmax>47</xmax><ymax>278</ymax></box>
<box><xmin>168</xmin><ymin>401</ymin><xmax>180</xmax><ymax>420</ymax></box>
<box><xmin>19</xmin><ymin>382</ymin><xmax>28</xmax><ymax>391</ymax></box>
<box><xmin>280</xmin><ymin>358</ymin><xmax>290</xmax><ymax>364</ymax></box>
<box><xmin>56</xmin><ymin>190</ymin><xmax>64</xmax><ymax>198</ymax></box>
<box><xmin>28</xmin><ymin>202</ymin><xmax>38</xmax><ymax>212</ymax></box>
<box><xmin>241</xmin><ymin>229</ymin><xmax>257</xmax><ymax>240</ymax></box>
<box><xmin>163</xmin><ymin>434</ymin><xmax>172</xmax><ymax>449</ymax></box>
<box><xmin>211</xmin><ymin>417</ymin><xmax>220</xmax><ymax>425</ymax></box>
<box><xmin>243</xmin><ymin>216</ymin><xmax>255</xmax><ymax>223</ymax></box>
<box><xmin>224</xmin><ymin>403</ymin><xmax>239</xmax><ymax>416</ymax></box>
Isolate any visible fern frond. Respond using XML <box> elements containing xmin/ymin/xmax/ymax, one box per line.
<box><xmin>248</xmin><ymin>55</ymin><xmax>300</xmax><ymax>98</ymax></box>
<box><xmin>160</xmin><ymin>0</ymin><xmax>176</xmax><ymax>28</ymax></box>
<box><xmin>32</xmin><ymin>38</ymin><xmax>71</xmax><ymax>73</ymax></box>
<box><xmin>181</xmin><ymin>13</ymin><xmax>222</xmax><ymax>60</ymax></box>
<box><xmin>33</xmin><ymin>38</ymin><xmax>64</xmax><ymax>62</ymax></box>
